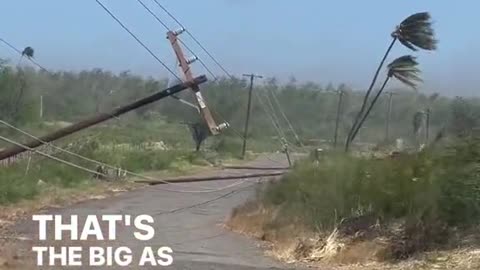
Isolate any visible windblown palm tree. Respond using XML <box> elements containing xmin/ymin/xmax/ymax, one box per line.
<box><xmin>345</xmin><ymin>12</ymin><xmax>437</xmax><ymax>151</ymax></box>
<box><xmin>349</xmin><ymin>56</ymin><xmax>422</xmax><ymax>143</ymax></box>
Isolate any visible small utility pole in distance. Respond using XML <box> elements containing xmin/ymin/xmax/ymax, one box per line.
<box><xmin>325</xmin><ymin>88</ymin><xmax>345</xmax><ymax>149</ymax></box>
<box><xmin>425</xmin><ymin>107</ymin><xmax>431</xmax><ymax>143</ymax></box>
<box><xmin>241</xmin><ymin>73</ymin><xmax>263</xmax><ymax>159</ymax></box>
<box><xmin>333</xmin><ymin>90</ymin><xmax>345</xmax><ymax>148</ymax></box>
<box><xmin>384</xmin><ymin>91</ymin><xmax>397</xmax><ymax>142</ymax></box>
<box><xmin>39</xmin><ymin>95</ymin><xmax>43</xmax><ymax>120</ymax></box>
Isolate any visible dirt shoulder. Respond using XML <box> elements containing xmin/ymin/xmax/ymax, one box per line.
<box><xmin>226</xmin><ymin>201</ymin><xmax>480</xmax><ymax>270</ymax></box>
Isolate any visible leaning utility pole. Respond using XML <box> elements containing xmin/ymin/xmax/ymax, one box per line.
<box><xmin>167</xmin><ymin>29</ymin><xmax>227</xmax><ymax>135</ymax></box>
<box><xmin>0</xmin><ymin>76</ymin><xmax>208</xmax><ymax>161</ymax></box>
<box><xmin>241</xmin><ymin>73</ymin><xmax>263</xmax><ymax>159</ymax></box>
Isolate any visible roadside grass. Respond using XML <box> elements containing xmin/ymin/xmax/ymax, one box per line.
<box><xmin>229</xmin><ymin>137</ymin><xmax>480</xmax><ymax>263</ymax></box>
<box><xmin>0</xmin><ymin>138</ymin><xmax>212</xmax><ymax>205</ymax></box>
<box><xmin>0</xmin><ymin>118</ymin><xmax>286</xmax><ymax>205</ymax></box>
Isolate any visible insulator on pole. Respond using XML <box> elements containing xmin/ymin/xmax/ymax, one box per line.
<box><xmin>173</xmin><ymin>27</ymin><xmax>186</xmax><ymax>36</ymax></box>
<box><xmin>185</xmin><ymin>56</ymin><xmax>198</xmax><ymax>65</ymax></box>
<box><xmin>216</xmin><ymin>122</ymin><xmax>229</xmax><ymax>131</ymax></box>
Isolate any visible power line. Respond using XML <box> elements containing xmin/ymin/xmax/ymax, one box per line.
<box><xmin>137</xmin><ymin>0</ymin><xmax>257</xmax><ymax>145</ymax></box>
<box><xmin>134</xmin><ymin>0</ymin><xmax>217</xmax><ymax>80</ymax></box>
<box><xmin>150</xmin><ymin>0</ymin><xmax>233</xmax><ymax>78</ymax></box>
<box><xmin>94</xmin><ymin>0</ymin><xmax>180</xmax><ymax>80</ymax></box>
<box><xmin>0</xmin><ymin>134</ymin><xmax>106</xmax><ymax>177</ymax></box>
<box><xmin>0</xmin><ymin>37</ymin><xmax>49</xmax><ymax>72</ymax></box>
<box><xmin>268</xmin><ymin>88</ymin><xmax>303</xmax><ymax>146</ymax></box>
<box><xmin>98</xmin><ymin>0</ymin><xmax>295</xmax><ymax>162</ymax></box>
<box><xmin>0</xmin><ymin>119</ymin><xmax>254</xmax><ymax>193</ymax></box>
<box><xmin>157</xmin><ymin>181</ymin><xmax>257</xmax><ymax>215</ymax></box>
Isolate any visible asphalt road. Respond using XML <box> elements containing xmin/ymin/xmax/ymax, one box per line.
<box><xmin>8</xmin><ymin>154</ymin><xmax>302</xmax><ymax>270</ymax></box>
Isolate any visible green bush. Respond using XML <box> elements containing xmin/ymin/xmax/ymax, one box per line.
<box><xmin>0</xmin><ymin>147</ymin><xmax>204</xmax><ymax>204</ymax></box>
<box><xmin>211</xmin><ymin>136</ymin><xmax>244</xmax><ymax>158</ymax></box>
<box><xmin>263</xmin><ymin>138</ymin><xmax>480</xmax><ymax>231</ymax></box>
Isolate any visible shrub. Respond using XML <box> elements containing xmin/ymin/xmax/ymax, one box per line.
<box><xmin>262</xmin><ymin>138</ymin><xmax>480</xmax><ymax>231</ymax></box>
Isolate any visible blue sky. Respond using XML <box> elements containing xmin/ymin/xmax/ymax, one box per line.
<box><xmin>0</xmin><ymin>1</ymin><xmax>479</xmax><ymax>96</ymax></box>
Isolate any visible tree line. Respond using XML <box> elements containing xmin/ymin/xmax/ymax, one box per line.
<box><xmin>0</xmin><ymin>59</ymin><xmax>478</xmax><ymax>149</ymax></box>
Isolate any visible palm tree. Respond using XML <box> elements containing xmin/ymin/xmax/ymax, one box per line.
<box><xmin>349</xmin><ymin>56</ymin><xmax>422</xmax><ymax>143</ymax></box>
<box><xmin>345</xmin><ymin>12</ymin><xmax>437</xmax><ymax>151</ymax></box>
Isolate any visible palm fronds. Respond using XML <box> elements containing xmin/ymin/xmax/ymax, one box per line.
<box><xmin>349</xmin><ymin>55</ymin><xmax>423</xmax><ymax>142</ymax></box>
<box><xmin>392</xmin><ymin>12</ymin><xmax>437</xmax><ymax>51</ymax></box>
<box><xmin>387</xmin><ymin>55</ymin><xmax>422</xmax><ymax>89</ymax></box>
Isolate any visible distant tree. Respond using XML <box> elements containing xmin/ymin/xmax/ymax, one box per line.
<box><xmin>449</xmin><ymin>97</ymin><xmax>477</xmax><ymax>138</ymax></box>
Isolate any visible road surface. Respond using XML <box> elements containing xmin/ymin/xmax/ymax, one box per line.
<box><xmin>5</xmin><ymin>154</ymin><xmax>304</xmax><ymax>269</ymax></box>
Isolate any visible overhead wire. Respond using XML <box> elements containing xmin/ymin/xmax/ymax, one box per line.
<box><xmin>157</xmin><ymin>181</ymin><xmax>258</xmax><ymax>215</ymax></box>
<box><xmin>2</xmin><ymin>3</ymin><xmax>288</xmax><ymax>188</ymax></box>
<box><xmin>0</xmin><ymin>37</ymin><xmax>49</xmax><ymax>72</ymax></box>
<box><xmin>98</xmin><ymin>0</ymin><xmax>290</xmax><ymax>165</ymax></box>
<box><xmin>0</xmin><ymin>119</ymin><xmax>258</xmax><ymax>193</ymax></box>
<box><xmin>255</xmin><ymin>90</ymin><xmax>303</xmax><ymax>153</ymax></box>
<box><xmin>268</xmin><ymin>87</ymin><xmax>303</xmax><ymax>146</ymax></box>
<box><xmin>134</xmin><ymin>0</ymin><xmax>218</xmax><ymax>81</ymax></box>
<box><xmin>139</xmin><ymin>2</ymin><xmax>294</xmax><ymax>161</ymax></box>
<box><xmin>150</xmin><ymin>0</ymin><xmax>233</xmax><ymax>79</ymax></box>
<box><xmin>0</xmin><ymin>134</ymin><xmax>107</xmax><ymax>177</ymax></box>
<box><xmin>94</xmin><ymin>0</ymin><xmax>180</xmax><ymax>81</ymax></box>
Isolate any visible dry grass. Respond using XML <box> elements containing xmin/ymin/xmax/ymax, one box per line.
<box><xmin>227</xmin><ymin>200</ymin><xmax>480</xmax><ymax>270</ymax></box>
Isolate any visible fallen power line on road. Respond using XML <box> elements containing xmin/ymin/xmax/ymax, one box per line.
<box><xmin>221</xmin><ymin>165</ymin><xmax>290</xmax><ymax>170</ymax></box>
<box><xmin>135</xmin><ymin>171</ymin><xmax>286</xmax><ymax>185</ymax></box>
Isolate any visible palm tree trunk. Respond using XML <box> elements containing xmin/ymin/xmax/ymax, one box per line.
<box><xmin>345</xmin><ymin>37</ymin><xmax>397</xmax><ymax>152</ymax></box>
<box><xmin>350</xmin><ymin>76</ymin><xmax>391</xmax><ymax>144</ymax></box>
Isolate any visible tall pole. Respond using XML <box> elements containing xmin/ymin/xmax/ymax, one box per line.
<box><xmin>333</xmin><ymin>90</ymin><xmax>344</xmax><ymax>148</ymax></box>
<box><xmin>39</xmin><ymin>95</ymin><xmax>43</xmax><ymax>120</ymax></box>
<box><xmin>167</xmin><ymin>30</ymin><xmax>223</xmax><ymax>135</ymax></box>
<box><xmin>385</xmin><ymin>91</ymin><xmax>394</xmax><ymax>142</ymax></box>
<box><xmin>425</xmin><ymin>108</ymin><xmax>430</xmax><ymax>143</ymax></box>
<box><xmin>241</xmin><ymin>73</ymin><xmax>263</xmax><ymax>159</ymax></box>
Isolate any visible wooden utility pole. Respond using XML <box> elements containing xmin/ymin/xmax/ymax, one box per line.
<box><xmin>384</xmin><ymin>91</ymin><xmax>396</xmax><ymax>142</ymax></box>
<box><xmin>167</xmin><ymin>29</ymin><xmax>224</xmax><ymax>135</ymax></box>
<box><xmin>333</xmin><ymin>90</ymin><xmax>345</xmax><ymax>148</ymax></box>
<box><xmin>425</xmin><ymin>108</ymin><xmax>431</xmax><ymax>143</ymax></box>
<box><xmin>241</xmin><ymin>73</ymin><xmax>263</xmax><ymax>159</ymax></box>
<box><xmin>39</xmin><ymin>95</ymin><xmax>43</xmax><ymax>119</ymax></box>
<box><xmin>0</xmin><ymin>76</ymin><xmax>208</xmax><ymax>161</ymax></box>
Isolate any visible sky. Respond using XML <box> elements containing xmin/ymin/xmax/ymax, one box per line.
<box><xmin>0</xmin><ymin>0</ymin><xmax>479</xmax><ymax>96</ymax></box>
